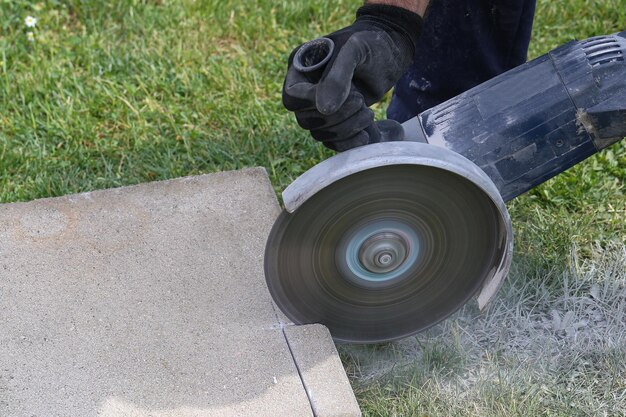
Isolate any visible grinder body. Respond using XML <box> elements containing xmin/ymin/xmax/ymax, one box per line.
<box><xmin>265</xmin><ymin>32</ymin><xmax>626</xmax><ymax>344</ymax></box>
<box><xmin>403</xmin><ymin>31</ymin><xmax>626</xmax><ymax>201</ymax></box>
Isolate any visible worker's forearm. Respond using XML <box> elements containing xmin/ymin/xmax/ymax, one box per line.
<box><xmin>366</xmin><ymin>0</ymin><xmax>429</xmax><ymax>16</ymax></box>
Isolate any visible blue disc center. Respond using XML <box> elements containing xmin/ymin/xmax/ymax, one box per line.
<box><xmin>343</xmin><ymin>220</ymin><xmax>420</xmax><ymax>283</ymax></box>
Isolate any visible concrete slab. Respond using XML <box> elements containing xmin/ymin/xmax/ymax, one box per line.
<box><xmin>0</xmin><ymin>168</ymin><xmax>361</xmax><ymax>417</ymax></box>
<box><xmin>285</xmin><ymin>325</ymin><xmax>362</xmax><ymax>417</ymax></box>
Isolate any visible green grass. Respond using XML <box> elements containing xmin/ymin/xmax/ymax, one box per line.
<box><xmin>0</xmin><ymin>0</ymin><xmax>347</xmax><ymax>203</ymax></box>
<box><xmin>1</xmin><ymin>1</ymin><xmax>626</xmax><ymax>415</ymax></box>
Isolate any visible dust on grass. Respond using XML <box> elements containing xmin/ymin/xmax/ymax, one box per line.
<box><xmin>342</xmin><ymin>244</ymin><xmax>626</xmax><ymax>417</ymax></box>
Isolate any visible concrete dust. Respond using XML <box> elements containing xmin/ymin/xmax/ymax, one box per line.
<box><xmin>342</xmin><ymin>244</ymin><xmax>626</xmax><ymax>415</ymax></box>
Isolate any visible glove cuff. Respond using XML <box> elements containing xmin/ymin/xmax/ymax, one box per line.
<box><xmin>356</xmin><ymin>4</ymin><xmax>423</xmax><ymax>54</ymax></box>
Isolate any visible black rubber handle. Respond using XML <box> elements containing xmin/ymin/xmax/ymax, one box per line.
<box><xmin>293</xmin><ymin>37</ymin><xmax>335</xmax><ymax>76</ymax></box>
<box><xmin>293</xmin><ymin>38</ymin><xmax>382</xmax><ymax>144</ymax></box>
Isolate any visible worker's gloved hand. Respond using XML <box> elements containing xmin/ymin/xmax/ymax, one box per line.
<box><xmin>282</xmin><ymin>4</ymin><xmax>422</xmax><ymax>151</ymax></box>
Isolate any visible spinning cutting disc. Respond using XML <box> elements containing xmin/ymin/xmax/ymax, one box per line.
<box><xmin>265</xmin><ymin>149</ymin><xmax>510</xmax><ymax>344</ymax></box>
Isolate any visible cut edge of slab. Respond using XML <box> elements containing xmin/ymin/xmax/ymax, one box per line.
<box><xmin>284</xmin><ymin>324</ymin><xmax>362</xmax><ymax>417</ymax></box>
<box><xmin>0</xmin><ymin>166</ymin><xmax>273</xmax><ymax>207</ymax></box>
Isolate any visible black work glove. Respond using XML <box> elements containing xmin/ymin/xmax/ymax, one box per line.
<box><xmin>283</xmin><ymin>4</ymin><xmax>422</xmax><ymax>151</ymax></box>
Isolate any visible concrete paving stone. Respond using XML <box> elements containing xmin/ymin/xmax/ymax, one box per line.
<box><xmin>0</xmin><ymin>168</ymin><xmax>361</xmax><ymax>417</ymax></box>
<box><xmin>285</xmin><ymin>325</ymin><xmax>362</xmax><ymax>417</ymax></box>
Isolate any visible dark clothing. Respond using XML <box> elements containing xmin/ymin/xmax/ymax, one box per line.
<box><xmin>388</xmin><ymin>0</ymin><xmax>537</xmax><ymax>122</ymax></box>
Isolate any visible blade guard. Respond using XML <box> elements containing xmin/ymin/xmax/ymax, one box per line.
<box><xmin>282</xmin><ymin>142</ymin><xmax>514</xmax><ymax>309</ymax></box>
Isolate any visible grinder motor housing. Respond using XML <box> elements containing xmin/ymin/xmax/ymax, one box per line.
<box><xmin>402</xmin><ymin>31</ymin><xmax>626</xmax><ymax>202</ymax></box>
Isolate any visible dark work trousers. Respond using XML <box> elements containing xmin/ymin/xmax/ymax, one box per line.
<box><xmin>388</xmin><ymin>0</ymin><xmax>537</xmax><ymax>122</ymax></box>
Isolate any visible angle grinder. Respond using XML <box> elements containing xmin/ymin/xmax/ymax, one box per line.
<box><xmin>265</xmin><ymin>31</ymin><xmax>626</xmax><ymax>344</ymax></box>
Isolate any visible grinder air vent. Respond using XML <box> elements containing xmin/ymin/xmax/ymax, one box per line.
<box><xmin>581</xmin><ymin>35</ymin><xmax>624</xmax><ymax>67</ymax></box>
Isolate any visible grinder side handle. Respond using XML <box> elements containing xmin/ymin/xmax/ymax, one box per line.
<box><xmin>292</xmin><ymin>38</ymin><xmax>383</xmax><ymax>144</ymax></box>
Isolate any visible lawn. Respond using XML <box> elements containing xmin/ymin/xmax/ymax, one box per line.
<box><xmin>1</xmin><ymin>0</ymin><xmax>626</xmax><ymax>416</ymax></box>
